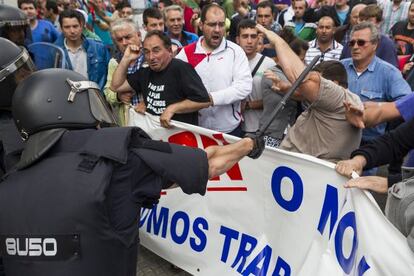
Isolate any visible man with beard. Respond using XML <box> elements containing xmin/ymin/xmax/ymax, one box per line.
<box><xmin>176</xmin><ymin>4</ymin><xmax>252</xmax><ymax>137</ymax></box>
<box><xmin>304</xmin><ymin>16</ymin><xmax>343</xmax><ymax>65</ymax></box>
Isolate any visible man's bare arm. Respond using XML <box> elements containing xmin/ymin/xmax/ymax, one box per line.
<box><xmin>257</xmin><ymin>25</ymin><xmax>320</xmax><ymax>103</ymax></box>
<box><xmin>363</xmin><ymin>102</ymin><xmax>401</xmax><ymax>128</ymax></box>
<box><xmin>256</xmin><ymin>24</ymin><xmax>305</xmax><ymax>83</ymax></box>
<box><xmin>111</xmin><ymin>45</ymin><xmax>139</xmax><ymax>92</ymax></box>
<box><xmin>205</xmin><ymin>138</ymin><xmax>254</xmax><ymax>179</ymax></box>
<box><xmin>344</xmin><ymin>101</ymin><xmax>401</xmax><ymax>129</ymax></box>
<box><xmin>160</xmin><ymin>99</ymin><xmax>211</xmax><ymax>128</ymax></box>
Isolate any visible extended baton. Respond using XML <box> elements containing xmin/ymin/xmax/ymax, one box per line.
<box><xmin>257</xmin><ymin>54</ymin><xmax>321</xmax><ymax>137</ymax></box>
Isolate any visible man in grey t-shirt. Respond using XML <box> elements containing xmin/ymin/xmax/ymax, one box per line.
<box><xmin>258</xmin><ymin>24</ymin><xmax>363</xmax><ymax>162</ymax></box>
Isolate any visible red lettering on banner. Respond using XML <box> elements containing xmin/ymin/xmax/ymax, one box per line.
<box><xmin>167</xmin><ymin>131</ymin><xmax>243</xmax><ymax>181</ymax></box>
<box><xmin>168</xmin><ymin>131</ymin><xmax>198</xmax><ymax>147</ymax></box>
<box><xmin>200</xmin><ymin>135</ymin><xmax>242</xmax><ymax>181</ymax></box>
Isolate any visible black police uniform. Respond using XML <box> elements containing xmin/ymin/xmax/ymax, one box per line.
<box><xmin>0</xmin><ymin>126</ymin><xmax>209</xmax><ymax>276</ymax></box>
<box><xmin>0</xmin><ymin>111</ymin><xmax>23</xmax><ymax>176</ymax></box>
<box><xmin>0</xmin><ymin>37</ymin><xmax>35</xmax><ymax>176</ymax></box>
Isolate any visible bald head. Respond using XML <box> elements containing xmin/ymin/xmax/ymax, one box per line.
<box><xmin>350</xmin><ymin>4</ymin><xmax>366</xmax><ymax>26</ymax></box>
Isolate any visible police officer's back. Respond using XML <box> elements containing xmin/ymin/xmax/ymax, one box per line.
<box><xmin>0</xmin><ymin>37</ymin><xmax>35</xmax><ymax>176</ymax></box>
<box><xmin>0</xmin><ymin>69</ymin><xmax>210</xmax><ymax>276</ymax></box>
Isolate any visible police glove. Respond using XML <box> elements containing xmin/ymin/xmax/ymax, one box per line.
<box><xmin>245</xmin><ymin>132</ymin><xmax>265</xmax><ymax>159</ymax></box>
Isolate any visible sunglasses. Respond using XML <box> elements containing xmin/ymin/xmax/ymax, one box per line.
<box><xmin>348</xmin><ymin>39</ymin><xmax>371</xmax><ymax>47</ymax></box>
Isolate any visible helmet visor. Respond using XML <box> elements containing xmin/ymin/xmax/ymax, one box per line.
<box><xmin>0</xmin><ymin>48</ymin><xmax>35</xmax><ymax>108</ymax></box>
<box><xmin>88</xmin><ymin>88</ymin><xmax>118</xmax><ymax>127</ymax></box>
<box><xmin>0</xmin><ymin>47</ymin><xmax>35</xmax><ymax>83</ymax></box>
<box><xmin>65</xmin><ymin>78</ymin><xmax>118</xmax><ymax>127</ymax></box>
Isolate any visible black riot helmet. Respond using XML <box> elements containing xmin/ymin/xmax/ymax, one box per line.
<box><xmin>0</xmin><ymin>4</ymin><xmax>32</xmax><ymax>46</ymax></box>
<box><xmin>0</xmin><ymin>37</ymin><xmax>35</xmax><ymax>109</ymax></box>
<box><xmin>12</xmin><ymin>69</ymin><xmax>118</xmax><ymax>169</ymax></box>
<box><xmin>13</xmin><ymin>69</ymin><xmax>117</xmax><ymax>139</ymax></box>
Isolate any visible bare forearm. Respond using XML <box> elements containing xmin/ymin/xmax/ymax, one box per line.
<box><xmin>261</xmin><ymin>28</ymin><xmax>305</xmax><ymax>83</ymax></box>
<box><xmin>170</xmin><ymin>99</ymin><xmax>211</xmax><ymax>114</ymax></box>
<box><xmin>363</xmin><ymin>102</ymin><xmax>401</xmax><ymax>128</ymax></box>
<box><xmin>206</xmin><ymin>138</ymin><xmax>254</xmax><ymax>178</ymax></box>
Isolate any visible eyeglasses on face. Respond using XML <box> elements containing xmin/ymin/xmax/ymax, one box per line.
<box><xmin>348</xmin><ymin>39</ymin><xmax>371</xmax><ymax>47</ymax></box>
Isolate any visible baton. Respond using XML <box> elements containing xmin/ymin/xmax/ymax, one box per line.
<box><xmin>257</xmin><ymin>55</ymin><xmax>321</xmax><ymax>137</ymax></box>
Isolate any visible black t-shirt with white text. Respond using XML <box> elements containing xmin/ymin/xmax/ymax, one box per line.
<box><xmin>127</xmin><ymin>58</ymin><xmax>210</xmax><ymax>125</ymax></box>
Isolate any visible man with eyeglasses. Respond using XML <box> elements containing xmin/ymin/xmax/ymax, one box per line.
<box><xmin>340</xmin><ymin>4</ymin><xmax>399</xmax><ymax>68</ymax></box>
<box><xmin>341</xmin><ymin>21</ymin><xmax>411</xmax><ymax>145</ymax></box>
<box><xmin>176</xmin><ymin>4</ymin><xmax>252</xmax><ymax>137</ymax></box>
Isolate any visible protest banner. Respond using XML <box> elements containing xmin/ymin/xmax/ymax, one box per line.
<box><xmin>129</xmin><ymin>111</ymin><xmax>414</xmax><ymax>275</ymax></box>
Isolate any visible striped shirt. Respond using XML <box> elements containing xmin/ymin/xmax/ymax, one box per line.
<box><xmin>380</xmin><ymin>1</ymin><xmax>411</xmax><ymax>35</ymax></box>
<box><xmin>304</xmin><ymin>39</ymin><xmax>343</xmax><ymax>65</ymax></box>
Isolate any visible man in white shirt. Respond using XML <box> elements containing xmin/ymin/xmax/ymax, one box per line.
<box><xmin>176</xmin><ymin>4</ymin><xmax>252</xmax><ymax>137</ymax></box>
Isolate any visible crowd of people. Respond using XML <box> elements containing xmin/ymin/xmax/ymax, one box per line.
<box><xmin>1</xmin><ymin>0</ymin><xmax>414</xmax><ymax>270</ymax></box>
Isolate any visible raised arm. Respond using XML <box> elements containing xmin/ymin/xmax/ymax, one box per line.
<box><xmin>111</xmin><ymin>45</ymin><xmax>139</xmax><ymax>92</ymax></box>
<box><xmin>256</xmin><ymin>24</ymin><xmax>320</xmax><ymax>103</ymax></box>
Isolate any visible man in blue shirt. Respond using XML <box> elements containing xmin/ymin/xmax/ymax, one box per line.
<box><xmin>340</xmin><ymin>4</ymin><xmax>399</xmax><ymax>67</ymax></box>
<box><xmin>19</xmin><ymin>0</ymin><xmax>59</xmax><ymax>43</ymax></box>
<box><xmin>164</xmin><ymin>5</ymin><xmax>198</xmax><ymax>47</ymax></box>
<box><xmin>341</xmin><ymin>21</ymin><xmax>411</xmax><ymax>141</ymax></box>
<box><xmin>55</xmin><ymin>9</ymin><xmax>109</xmax><ymax>90</ymax></box>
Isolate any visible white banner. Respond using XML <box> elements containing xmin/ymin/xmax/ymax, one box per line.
<box><xmin>129</xmin><ymin>111</ymin><xmax>414</xmax><ymax>276</ymax></box>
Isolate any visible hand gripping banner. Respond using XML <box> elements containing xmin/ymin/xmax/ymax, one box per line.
<box><xmin>129</xmin><ymin>111</ymin><xmax>414</xmax><ymax>276</ymax></box>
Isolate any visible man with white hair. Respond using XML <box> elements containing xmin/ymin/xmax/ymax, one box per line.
<box><xmin>164</xmin><ymin>5</ymin><xmax>198</xmax><ymax>46</ymax></box>
<box><xmin>104</xmin><ymin>18</ymin><xmax>144</xmax><ymax>126</ymax></box>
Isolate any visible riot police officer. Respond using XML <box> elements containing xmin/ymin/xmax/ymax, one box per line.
<box><xmin>0</xmin><ymin>4</ymin><xmax>32</xmax><ymax>47</ymax></box>
<box><xmin>0</xmin><ymin>37</ymin><xmax>35</xmax><ymax>176</ymax></box>
<box><xmin>0</xmin><ymin>69</ymin><xmax>263</xmax><ymax>276</ymax></box>
<box><xmin>0</xmin><ymin>36</ymin><xmax>35</xmax><ymax>276</ymax></box>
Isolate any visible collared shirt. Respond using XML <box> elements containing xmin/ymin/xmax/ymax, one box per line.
<box><xmin>176</xmin><ymin>37</ymin><xmax>252</xmax><ymax>133</ymax></box>
<box><xmin>380</xmin><ymin>1</ymin><xmax>410</xmax><ymax>35</ymax></box>
<box><xmin>64</xmin><ymin>38</ymin><xmax>88</xmax><ymax>78</ymax></box>
<box><xmin>341</xmin><ymin>56</ymin><xmax>411</xmax><ymax>139</ymax></box>
<box><xmin>304</xmin><ymin>39</ymin><xmax>343</xmax><ymax>65</ymax></box>
<box><xmin>166</xmin><ymin>30</ymin><xmax>198</xmax><ymax>47</ymax></box>
<box><xmin>128</xmin><ymin>54</ymin><xmax>145</xmax><ymax>106</ymax></box>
